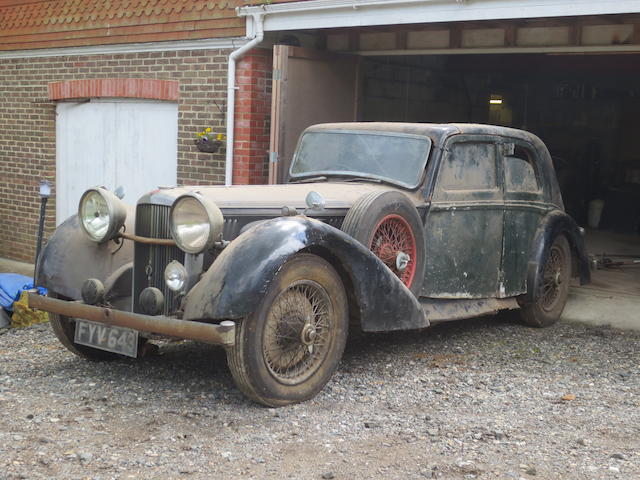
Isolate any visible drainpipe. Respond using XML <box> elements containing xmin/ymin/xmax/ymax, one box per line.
<box><xmin>225</xmin><ymin>13</ymin><xmax>265</xmax><ymax>187</ymax></box>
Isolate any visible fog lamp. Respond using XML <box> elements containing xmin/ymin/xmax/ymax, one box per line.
<box><xmin>164</xmin><ymin>260</ymin><xmax>188</xmax><ymax>292</ymax></box>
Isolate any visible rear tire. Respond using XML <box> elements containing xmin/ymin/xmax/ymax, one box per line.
<box><xmin>226</xmin><ymin>254</ymin><xmax>348</xmax><ymax>407</ymax></box>
<box><xmin>341</xmin><ymin>191</ymin><xmax>425</xmax><ymax>295</ymax></box>
<box><xmin>520</xmin><ymin>235</ymin><xmax>571</xmax><ymax>327</ymax></box>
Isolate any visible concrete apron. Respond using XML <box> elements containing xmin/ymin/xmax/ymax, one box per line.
<box><xmin>563</xmin><ymin>287</ymin><xmax>640</xmax><ymax>332</ymax></box>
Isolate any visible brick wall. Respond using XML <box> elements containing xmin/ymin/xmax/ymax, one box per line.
<box><xmin>233</xmin><ymin>48</ymin><xmax>273</xmax><ymax>185</ymax></box>
<box><xmin>0</xmin><ymin>48</ymin><xmax>233</xmax><ymax>263</ymax></box>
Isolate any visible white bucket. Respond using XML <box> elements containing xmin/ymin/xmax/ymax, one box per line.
<box><xmin>587</xmin><ymin>198</ymin><xmax>605</xmax><ymax>229</ymax></box>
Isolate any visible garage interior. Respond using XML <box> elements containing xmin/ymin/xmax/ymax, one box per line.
<box><xmin>268</xmin><ymin>15</ymin><xmax>640</xmax><ymax>304</ymax></box>
<box><xmin>355</xmin><ymin>51</ymin><xmax>640</xmax><ymax>299</ymax></box>
<box><xmin>358</xmin><ymin>52</ymin><xmax>640</xmax><ymax>234</ymax></box>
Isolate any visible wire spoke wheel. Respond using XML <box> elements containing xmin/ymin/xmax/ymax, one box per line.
<box><xmin>540</xmin><ymin>244</ymin><xmax>568</xmax><ymax>312</ymax></box>
<box><xmin>263</xmin><ymin>282</ymin><xmax>332</xmax><ymax>384</ymax></box>
<box><xmin>226</xmin><ymin>254</ymin><xmax>348</xmax><ymax>406</ymax></box>
<box><xmin>519</xmin><ymin>235</ymin><xmax>572</xmax><ymax>328</ymax></box>
<box><xmin>369</xmin><ymin>214</ymin><xmax>417</xmax><ymax>287</ymax></box>
<box><xmin>341</xmin><ymin>191</ymin><xmax>426</xmax><ymax>294</ymax></box>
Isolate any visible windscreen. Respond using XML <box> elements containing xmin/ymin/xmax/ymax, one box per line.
<box><xmin>290</xmin><ymin>130</ymin><xmax>432</xmax><ymax>188</ymax></box>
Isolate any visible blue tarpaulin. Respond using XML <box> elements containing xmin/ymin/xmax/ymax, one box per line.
<box><xmin>0</xmin><ymin>273</ymin><xmax>47</xmax><ymax>312</ymax></box>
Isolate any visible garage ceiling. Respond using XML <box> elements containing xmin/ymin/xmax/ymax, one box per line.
<box><xmin>323</xmin><ymin>15</ymin><xmax>640</xmax><ymax>55</ymax></box>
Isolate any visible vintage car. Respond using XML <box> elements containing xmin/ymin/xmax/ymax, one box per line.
<box><xmin>30</xmin><ymin>123</ymin><xmax>590</xmax><ymax>406</ymax></box>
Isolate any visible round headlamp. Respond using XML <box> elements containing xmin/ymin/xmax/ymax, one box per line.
<box><xmin>164</xmin><ymin>260</ymin><xmax>187</xmax><ymax>292</ymax></box>
<box><xmin>170</xmin><ymin>193</ymin><xmax>223</xmax><ymax>254</ymax></box>
<box><xmin>78</xmin><ymin>187</ymin><xmax>126</xmax><ymax>243</ymax></box>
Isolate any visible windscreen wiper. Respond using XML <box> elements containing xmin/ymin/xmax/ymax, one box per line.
<box><xmin>289</xmin><ymin>176</ymin><xmax>328</xmax><ymax>183</ymax></box>
<box><xmin>341</xmin><ymin>176</ymin><xmax>382</xmax><ymax>183</ymax></box>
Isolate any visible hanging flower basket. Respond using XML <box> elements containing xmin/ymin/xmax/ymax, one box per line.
<box><xmin>195</xmin><ymin>128</ymin><xmax>225</xmax><ymax>153</ymax></box>
<box><xmin>194</xmin><ymin>138</ymin><xmax>222</xmax><ymax>153</ymax></box>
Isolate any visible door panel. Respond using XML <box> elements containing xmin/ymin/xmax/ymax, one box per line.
<box><xmin>56</xmin><ymin>99</ymin><xmax>177</xmax><ymax>224</ymax></box>
<box><xmin>422</xmin><ymin>136</ymin><xmax>504</xmax><ymax>299</ymax></box>
<box><xmin>501</xmin><ymin>142</ymin><xmax>549</xmax><ymax>296</ymax></box>
<box><xmin>270</xmin><ymin>46</ymin><xmax>359</xmax><ymax>183</ymax></box>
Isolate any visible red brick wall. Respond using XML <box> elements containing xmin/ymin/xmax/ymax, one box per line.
<box><xmin>233</xmin><ymin>48</ymin><xmax>273</xmax><ymax>185</ymax></box>
<box><xmin>0</xmin><ymin>48</ymin><xmax>232</xmax><ymax>263</ymax></box>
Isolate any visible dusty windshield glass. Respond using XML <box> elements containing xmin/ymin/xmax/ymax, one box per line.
<box><xmin>290</xmin><ymin>130</ymin><xmax>432</xmax><ymax>188</ymax></box>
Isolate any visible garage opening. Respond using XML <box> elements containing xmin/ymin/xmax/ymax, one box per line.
<box><xmin>268</xmin><ymin>40</ymin><xmax>640</xmax><ymax>301</ymax></box>
<box><xmin>358</xmin><ymin>52</ymin><xmax>640</xmax><ymax>234</ymax></box>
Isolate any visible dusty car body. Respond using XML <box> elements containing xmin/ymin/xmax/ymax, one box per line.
<box><xmin>30</xmin><ymin>122</ymin><xmax>590</xmax><ymax>406</ymax></box>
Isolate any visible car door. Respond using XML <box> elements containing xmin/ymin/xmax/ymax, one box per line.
<box><xmin>422</xmin><ymin>135</ymin><xmax>504</xmax><ymax>299</ymax></box>
<box><xmin>501</xmin><ymin>140</ymin><xmax>550</xmax><ymax>296</ymax></box>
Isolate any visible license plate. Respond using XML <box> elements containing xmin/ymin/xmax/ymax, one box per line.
<box><xmin>74</xmin><ymin>320</ymin><xmax>139</xmax><ymax>358</ymax></box>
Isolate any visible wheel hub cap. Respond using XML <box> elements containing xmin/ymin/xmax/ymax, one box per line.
<box><xmin>396</xmin><ymin>252</ymin><xmax>410</xmax><ymax>271</ymax></box>
<box><xmin>301</xmin><ymin>323</ymin><xmax>317</xmax><ymax>345</ymax></box>
<box><xmin>554</xmin><ymin>271</ymin><xmax>562</xmax><ymax>287</ymax></box>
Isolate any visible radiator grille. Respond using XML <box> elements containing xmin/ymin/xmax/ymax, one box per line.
<box><xmin>133</xmin><ymin>204</ymin><xmax>184</xmax><ymax>315</ymax></box>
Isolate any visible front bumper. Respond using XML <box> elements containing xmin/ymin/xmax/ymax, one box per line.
<box><xmin>27</xmin><ymin>292</ymin><xmax>235</xmax><ymax>346</ymax></box>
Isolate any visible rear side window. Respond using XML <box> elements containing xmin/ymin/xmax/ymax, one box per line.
<box><xmin>504</xmin><ymin>146</ymin><xmax>539</xmax><ymax>193</ymax></box>
<box><xmin>439</xmin><ymin>142</ymin><xmax>497</xmax><ymax>190</ymax></box>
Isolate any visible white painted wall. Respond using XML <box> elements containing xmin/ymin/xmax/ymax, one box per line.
<box><xmin>55</xmin><ymin>99</ymin><xmax>178</xmax><ymax>224</ymax></box>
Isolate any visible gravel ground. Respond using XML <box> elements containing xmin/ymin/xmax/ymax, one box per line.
<box><xmin>0</xmin><ymin>314</ymin><xmax>638</xmax><ymax>480</ymax></box>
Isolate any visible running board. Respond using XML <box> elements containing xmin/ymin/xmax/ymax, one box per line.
<box><xmin>420</xmin><ymin>297</ymin><xmax>519</xmax><ymax>324</ymax></box>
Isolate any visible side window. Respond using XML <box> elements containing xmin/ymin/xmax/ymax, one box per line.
<box><xmin>439</xmin><ymin>142</ymin><xmax>497</xmax><ymax>191</ymax></box>
<box><xmin>504</xmin><ymin>146</ymin><xmax>540</xmax><ymax>193</ymax></box>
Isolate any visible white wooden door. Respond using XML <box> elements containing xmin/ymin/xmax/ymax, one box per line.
<box><xmin>56</xmin><ymin>99</ymin><xmax>178</xmax><ymax>224</ymax></box>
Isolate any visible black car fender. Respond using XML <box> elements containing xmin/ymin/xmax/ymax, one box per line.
<box><xmin>36</xmin><ymin>210</ymin><xmax>135</xmax><ymax>302</ymax></box>
<box><xmin>182</xmin><ymin>216</ymin><xmax>427</xmax><ymax>332</ymax></box>
<box><xmin>521</xmin><ymin>209</ymin><xmax>590</xmax><ymax>305</ymax></box>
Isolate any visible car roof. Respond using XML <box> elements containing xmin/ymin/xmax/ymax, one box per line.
<box><xmin>305</xmin><ymin>122</ymin><xmax>543</xmax><ymax>145</ymax></box>
<box><xmin>303</xmin><ymin>122</ymin><xmax>563</xmax><ymax>209</ymax></box>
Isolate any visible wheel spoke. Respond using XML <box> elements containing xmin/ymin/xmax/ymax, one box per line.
<box><xmin>263</xmin><ymin>280</ymin><xmax>334</xmax><ymax>383</ymax></box>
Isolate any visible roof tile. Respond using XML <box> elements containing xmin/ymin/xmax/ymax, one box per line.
<box><xmin>1</xmin><ymin>0</ymin><xmax>293</xmax><ymax>50</ymax></box>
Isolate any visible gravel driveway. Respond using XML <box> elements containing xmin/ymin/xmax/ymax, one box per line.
<box><xmin>1</xmin><ymin>314</ymin><xmax>638</xmax><ymax>480</ymax></box>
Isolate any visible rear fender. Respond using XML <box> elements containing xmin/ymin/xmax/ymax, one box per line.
<box><xmin>521</xmin><ymin>210</ymin><xmax>590</xmax><ymax>304</ymax></box>
<box><xmin>37</xmin><ymin>209</ymin><xmax>135</xmax><ymax>301</ymax></box>
<box><xmin>183</xmin><ymin>216</ymin><xmax>427</xmax><ymax>332</ymax></box>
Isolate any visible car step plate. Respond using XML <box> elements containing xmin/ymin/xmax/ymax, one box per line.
<box><xmin>74</xmin><ymin>320</ymin><xmax>139</xmax><ymax>358</ymax></box>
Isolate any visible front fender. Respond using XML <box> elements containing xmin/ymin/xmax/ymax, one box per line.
<box><xmin>522</xmin><ymin>210</ymin><xmax>590</xmax><ymax>304</ymax></box>
<box><xmin>183</xmin><ymin>216</ymin><xmax>427</xmax><ymax>332</ymax></box>
<box><xmin>37</xmin><ymin>209</ymin><xmax>135</xmax><ymax>301</ymax></box>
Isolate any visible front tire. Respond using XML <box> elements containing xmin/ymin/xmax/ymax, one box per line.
<box><xmin>50</xmin><ymin>293</ymin><xmax>143</xmax><ymax>360</ymax></box>
<box><xmin>50</xmin><ymin>311</ymin><xmax>120</xmax><ymax>361</ymax></box>
<box><xmin>226</xmin><ymin>254</ymin><xmax>348</xmax><ymax>407</ymax></box>
<box><xmin>520</xmin><ymin>235</ymin><xmax>571</xmax><ymax>327</ymax></box>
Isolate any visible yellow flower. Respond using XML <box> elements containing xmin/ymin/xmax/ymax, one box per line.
<box><xmin>205</xmin><ymin>127</ymin><xmax>212</xmax><ymax>133</ymax></box>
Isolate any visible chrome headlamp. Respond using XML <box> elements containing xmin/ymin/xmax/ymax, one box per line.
<box><xmin>164</xmin><ymin>260</ymin><xmax>187</xmax><ymax>292</ymax></box>
<box><xmin>78</xmin><ymin>187</ymin><xmax>126</xmax><ymax>243</ymax></box>
<box><xmin>170</xmin><ymin>193</ymin><xmax>224</xmax><ymax>254</ymax></box>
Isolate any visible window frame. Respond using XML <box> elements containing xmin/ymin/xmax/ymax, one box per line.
<box><xmin>433</xmin><ymin>135</ymin><xmax>504</xmax><ymax>203</ymax></box>
<box><xmin>501</xmin><ymin>139</ymin><xmax>545</xmax><ymax>202</ymax></box>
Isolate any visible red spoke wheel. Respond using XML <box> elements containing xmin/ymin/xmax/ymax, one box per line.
<box><xmin>519</xmin><ymin>235</ymin><xmax>571</xmax><ymax>327</ymax></box>
<box><xmin>342</xmin><ymin>191</ymin><xmax>425</xmax><ymax>295</ymax></box>
<box><xmin>368</xmin><ymin>214</ymin><xmax>417</xmax><ymax>287</ymax></box>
